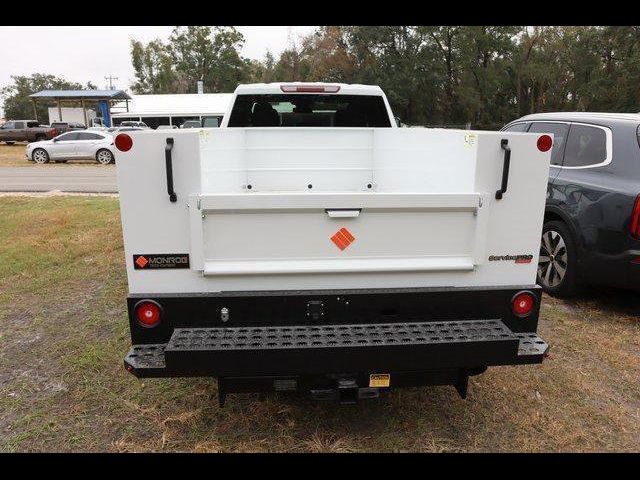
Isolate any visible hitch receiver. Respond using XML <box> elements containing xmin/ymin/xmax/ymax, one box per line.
<box><xmin>311</xmin><ymin>379</ymin><xmax>380</xmax><ymax>404</ymax></box>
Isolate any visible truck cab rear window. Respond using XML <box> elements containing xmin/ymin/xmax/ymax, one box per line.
<box><xmin>228</xmin><ymin>94</ymin><xmax>392</xmax><ymax>128</ymax></box>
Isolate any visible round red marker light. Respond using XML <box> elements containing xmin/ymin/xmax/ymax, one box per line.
<box><xmin>115</xmin><ymin>133</ymin><xmax>133</xmax><ymax>152</ymax></box>
<box><xmin>512</xmin><ymin>291</ymin><xmax>535</xmax><ymax>317</ymax></box>
<box><xmin>537</xmin><ymin>134</ymin><xmax>552</xmax><ymax>152</ymax></box>
<box><xmin>135</xmin><ymin>300</ymin><xmax>161</xmax><ymax>328</ymax></box>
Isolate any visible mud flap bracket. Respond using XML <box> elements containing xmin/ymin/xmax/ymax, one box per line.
<box><xmin>454</xmin><ymin>371</ymin><xmax>469</xmax><ymax>399</ymax></box>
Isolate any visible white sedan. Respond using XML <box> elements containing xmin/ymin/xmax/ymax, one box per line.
<box><xmin>26</xmin><ymin>131</ymin><xmax>116</xmax><ymax>165</ymax></box>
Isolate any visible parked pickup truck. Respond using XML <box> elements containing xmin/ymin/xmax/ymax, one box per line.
<box><xmin>115</xmin><ymin>82</ymin><xmax>552</xmax><ymax>406</ymax></box>
<box><xmin>0</xmin><ymin>120</ymin><xmax>56</xmax><ymax>144</ymax></box>
<box><xmin>50</xmin><ymin>122</ymin><xmax>86</xmax><ymax>136</ymax></box>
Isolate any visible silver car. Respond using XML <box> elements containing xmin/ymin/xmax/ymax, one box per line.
<box><xmin>26</xmin><ymin>131</ymin><xmax>116</xmax><ymax>165</ymax></box>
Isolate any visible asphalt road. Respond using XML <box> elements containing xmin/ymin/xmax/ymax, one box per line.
<box><xmin>0</xmin><ymin>167</ymin><xmax>117</xmax><ymax>193</ymax></box>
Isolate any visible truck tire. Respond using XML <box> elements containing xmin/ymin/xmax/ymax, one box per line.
<box><xmin>32</xmin><ymin>148</ymin><xmax>50</xmax><ymax>164</ymax></box>
<box><xmin>96</xmin><ymin>149</ymin><xmax>114</xmax><ymax>165</ymax></box>
<box><xmin>34</xmin><ymin>134</ymin><xmax>46</xmax><ymax>142</ymax></box>
<box><xmin>537</xmin><ymin>220</ymin><xmax>579</xmax><ymax>297</ymax></box>
<box><xmin>5</xmin><ymin>141</ymin><xmax>15</xmax><ymax>145</ymax></box>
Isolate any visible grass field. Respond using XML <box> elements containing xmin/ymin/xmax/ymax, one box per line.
<box><xmin>0</xmin><ymin>143</ymin><xmax>114</xmax><ymax>167</ymax></box>
<box><xmin>0</xmin><ymin>196</ymin><xmax>638</xmax><ymax>452</ymax></box>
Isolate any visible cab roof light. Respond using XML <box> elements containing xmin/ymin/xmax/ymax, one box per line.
<box><xmin>280</xmin><ymin>85</ymin><xmax>341</xmax><ymax>93</ymax></box>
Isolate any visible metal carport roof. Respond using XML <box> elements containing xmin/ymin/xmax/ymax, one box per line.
<box><xmin>29</xmin><ymin>90</ymin><xmax>131</xmax><ymax>100</ymax></box>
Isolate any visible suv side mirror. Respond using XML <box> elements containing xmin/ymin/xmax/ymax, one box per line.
<box><xmin>395</xmin><ymin>116</ymin><xmax>403</xmax><ymax>127</ymax></box>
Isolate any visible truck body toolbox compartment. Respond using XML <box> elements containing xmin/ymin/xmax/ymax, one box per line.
<box><xmin>115</xmin><ymin>84</ymin><xmax>552</xmax><ymax>400</ymax></box>
<box><xmin>124</xmin><ymin>319</ymin><xmax>548</xmax><ymax>378</ymax></box>
<box><xmin>117</xmin><ymin>128</ymin><xmax>551</xmax><ymax>293</ymax></box>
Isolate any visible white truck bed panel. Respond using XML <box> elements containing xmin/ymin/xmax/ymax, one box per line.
<box><xmin>116</xmin><ymin>128</ymin><xmax>550</xmax><ymax>294</ymax></box>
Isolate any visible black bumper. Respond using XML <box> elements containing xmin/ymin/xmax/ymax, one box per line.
<box><xmin>124</xmin><ymin>286</ymin><xmax>548</xmax><ymax>401</ymax></box>
<box><xmin>581</xmin><ymin>248</ymin><xmax>640</xmax><ymax>291</ymax></box>
<box><xmin>125</xmin><ymin>319</ymin><xmax>548</xmax><ymax>378</ymax></box>
<box><xmin>126</xmin><ymin>285</ymin><xmax>544</xmax><ymax>345</ymax></box>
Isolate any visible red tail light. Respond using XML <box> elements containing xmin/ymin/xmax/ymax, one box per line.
<box><xmin>512</xmin><ymin>291</ymin><xmax>535</xmax><ymax>317</ymax></box>
<box><xmin>630</xmin><ymin>194</ymin><xmax>640</xmax><ymax>239</ymax></box>
<box><xmin>280</xmin><ymin>84</ymin><xmax>340</xmax><ymax>93</ymax></box>
<box><xmin>115</xmin><ymin>133</ymin><xmax>133</xmax><ymax>152</ymax></box>
<box><xmin>135</xmin><ymin>300</ymin><xmax>162</xmax><ymax>328</ymax></box>
<box><xmin>537</xmin><ymin>135</ymin><xmax>553</xmax><ymax>152</ymax></box>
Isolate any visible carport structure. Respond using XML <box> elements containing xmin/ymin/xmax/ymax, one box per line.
<box><xmin>29</xmin><ymin>89</ymin><xmax>132</xmax><ymax>127</ymax></box>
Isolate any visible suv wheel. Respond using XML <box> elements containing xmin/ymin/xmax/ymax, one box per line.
<box><xmin>537</xmin><ymin>220</ymin><xmax>579</xmax><ymax>297</ymax></box>
<box><xmin>96</xmin><ymin>149</ymin><xmax>114</xmax><ymax>165</ymax></box>
<box><xmin>32</xmin><ymin>148</ymin><xmax>50</xmax><ymax>164</ymax></box>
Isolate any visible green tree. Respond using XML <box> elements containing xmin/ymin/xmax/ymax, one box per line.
<box><xmin>457</xmin><ymin>26</ymin><xmax>520</xmax><ymax>128</ymax></box>
<box><xmin>130</xmin><ymin>39</ymin><xmax>177</xmax><ymax>93</ymax></box>
<box><xmin>574</xmin><ymin>26</ymin><xmax>640</xmax><ymax>112</ymax></box>
<box><xmin>272</xmin><ymin>26</ymin><xmax>444</xmax><ymax>125</ymax></box>
<box><xmin>0</xmin><ymin>73</ymin><xmax>85</xmax><ymax>121</ymax></box>
<box><xmin>297</xmin><ymin>26</ymin><xmax>358</xmax><ymax>83</ymax></box>
<box><xmin>130</xmin><ymin>26</ymin><xmax>252</xmax><ymax>94</ymax></box>
<box><xmin>245</xmin><ymin>51</ymin><xmax>277</xmax><ymax>84</ymax></box>
<box><xmin>127</xmin><ymin>25</ymin><xmax>640</xmax><ymax>127</ymax></box>
<box><xmin>270</xmin><ymin>45</ymin><xmax>313</xmax><ymax>82</ymax></box>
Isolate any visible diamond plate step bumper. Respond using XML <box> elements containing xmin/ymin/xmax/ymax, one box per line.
<box><xmin>124</xmin><ymin>319</ymin><xmax>548</xmax><ymax>378</ymax></box>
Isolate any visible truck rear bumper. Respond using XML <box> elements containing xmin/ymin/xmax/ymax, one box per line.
<box><xmin>124</xmin><ymin>319</ymin><xmax>548</xmax><ymax>402</ymax></box>
<box><xmin>123</xmin><ymin>285</ymin><xmax>547</xmax><ymax>403</ymax></box>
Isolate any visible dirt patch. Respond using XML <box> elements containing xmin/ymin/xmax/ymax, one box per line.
<box><xmin>0</xmin><ymin>196</ymin><xmax>638</xmax><ymax>452</ymax></box>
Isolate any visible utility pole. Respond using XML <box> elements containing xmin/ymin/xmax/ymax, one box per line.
<box><xmin>104</xmin><ymin>75</ymin><xmax>119</xmax><ymax>90</ymax></box>
<box><xmin>286</xmin><ymin>26</ymin><xmax>294</xmax><ymax>49</ymax></box>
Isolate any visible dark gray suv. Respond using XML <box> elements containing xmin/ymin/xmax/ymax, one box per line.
<box><xmin>502</xmin><ymin>112</ymin><xmax>640</xmax><ymax>297</ymax></box>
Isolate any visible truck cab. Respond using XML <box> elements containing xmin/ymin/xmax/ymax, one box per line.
<box><xmin>0</xmin><ymin>120</ymin><xmax>56</xmax><ymax>144</ymax></box>
<box><xmin>220</xmin><ymin>83</ymin><xmax>396</xmax><ymax>128</ymax></box>
<box><xmin>115</xmin><ymin>82</ymin><xmax>551</xmax><ymax>406</ymax></box>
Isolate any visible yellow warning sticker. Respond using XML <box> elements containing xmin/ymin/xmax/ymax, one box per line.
<box><xmin>198</xmin><ymin>129</ymin><xmax>210</xmax><ymax>143</ymax></box>
<box><xmin>464</xmin><ymin>133</ymin><xmax>477</xmax><ymax>147</ymax></box>
<box><xmin>369</xmin><ymin>374</ymin><xmax>391</xmax><ymax>388</ymax></box>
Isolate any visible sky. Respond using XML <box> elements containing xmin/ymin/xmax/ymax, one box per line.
<box><xmin>0</xmin><ymin>26</ymin><xmax>317</xmax><ymax>116</ymax></box>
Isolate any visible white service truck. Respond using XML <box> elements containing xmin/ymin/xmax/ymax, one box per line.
<box><xmin>115</xmin><ymin>82</ymin><xmax>551</xmax><ymax>405</ymax></box>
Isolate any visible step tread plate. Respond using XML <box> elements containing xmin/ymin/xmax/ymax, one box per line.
<box><xmin>166</xmin><ymin>319</ymin><xmax>513</xmax><ymax>351</ymax></box>
<box><xmin>162</xmin><ymin>320</ymin><xmax>525</xmax><ymax>376</ymax></box>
